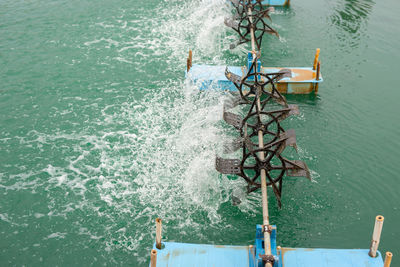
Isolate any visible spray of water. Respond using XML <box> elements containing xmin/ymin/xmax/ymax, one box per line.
<box><xmin>0</xmin><ymin>0</ymin><xmax>317</xmax><ymax>265</ymax></box>
<box><xmin>0</xmin><ymin>0</ymin><xmax>262</xmax><ymax>265</ymax></box>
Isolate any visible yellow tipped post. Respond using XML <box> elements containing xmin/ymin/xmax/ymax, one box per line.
<box><xmin>313</xmin><ymin>48</ymin><xmax>320</xmax><ymax>70</ymax></box>
<box><xmin>384</xmin><ymin>252</ymin><xmax>393</xmax><ymax>267</ymax></box>
<box><xmin>150</xmin><ymin>249</ymin><xmax>157</xmax><ymax>267</ymax></box>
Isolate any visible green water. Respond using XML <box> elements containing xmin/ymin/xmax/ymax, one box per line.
<box><xmin>1</xmin><ymin>0</ymin><xmax>399</xmax><ymax>266</ymax></box>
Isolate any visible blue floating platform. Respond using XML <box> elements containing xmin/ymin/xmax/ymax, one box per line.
<box><xmin>151</xmin><ymin>244</ymin><xmax>384</xmax><ymax>267</ymax></box>
<box><xmin>281</xmin><ymin>248</ymin><xmax>383</xmax><ymax>267</ymax></box>
<box><xmin>150</xmin><ymin>225</ymin><xmax>384</xmax><ymax>267</ymax></box>
<box><xmin>152</xmin><ymin>242</ymin><xmax>250</xmax><ymax>267</ymax></box>
<box><xmin>257</xmin><ymin>0</ymin><xmax>290</xmax><ymax>6</ymax></box>
<box><xmin>186</xmin><ymin>64</ymin><xmax>323</xmax><ymax>94</ymax></box>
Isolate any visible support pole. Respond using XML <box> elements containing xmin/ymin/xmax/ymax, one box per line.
<box><xmin>384</xmin><ymin>252</ymin><xmax>393</xmax><ymax>267</ymax></box>
<box><xmin>369</xmin><ymin>215</ymin><xmax>384</xmax><ymax>257</ymax></box>
<box><xmin>313</xmin><ymin>48</ymin><xmax>320</xmax><ymax>70</ymax></box>
<box><xmin>155</xmin><ymin>218</ymin><xmax>162</xmax><ymax>249</ymax></box>
<box><xmin>187</xmin><ymin>50</ymin><xmax>193</xmax><ymax>72</ymax></box>
<box><xmin>150</xmin><ymin>249</ymin><xmax>157</xmax><ymax>267</ymax></box>
<box><xmin>314</xmin><ymin>61</ymin><xmax>320</xmax><ymax>94</ymax></box>
<box><xmin>257</xmin><ymin>99</ymin><xmax>272</xmax><ymax>267</ymax></box>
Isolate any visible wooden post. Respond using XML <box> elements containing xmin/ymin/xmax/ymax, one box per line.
<box><xmin>150</xmin><ymin>249</ymin><xmax>157</xmax><ymax>267</ymax></box>
<box><xmin>313</xmin><ymin>61</ymin><xmax>321</xmax><ymax>95</ymax></box>
<box><xmin>155</xmin><ymin>218</ymin><xmax>162</xmax><ymax>249</ymax></box>
<box><xmin>369</xmin><ymin>215</ymin><xmax>384</xmax><ymax>257</ymax></box>
<box><xmin>314</xmin><ymin>83</ymin><xmax>319</xmax><ymax>94</ymax></box>
<box><xmin>313</xmin><ymin>48</ymin><xmax>320</xmax><ymax>70</ymax></box>
<box><xmin>187</xmin><ymin>50</ymin><xmax>192</xmax><ymax>72</ymax></box>
<box><xmin>314</xmin><ymin>61</ymin><xmax>320</xmax><ymax>94</ymax></box>
<box><xmin>316</xmin><ymin>61</ymin><xmax>321</xmax><ymax>81</ymax></box>
<box><xmin>384</xmin><ymin>252</ymin><xmax>393</xmax><ymax>267</ymax></box>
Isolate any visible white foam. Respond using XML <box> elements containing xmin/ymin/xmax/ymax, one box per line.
<box><xmin>45</xmin><ymin>232</ymin><xmax>67</xmax><ymax>239</ymax></box>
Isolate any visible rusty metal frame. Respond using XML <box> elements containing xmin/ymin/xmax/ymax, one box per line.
<box><xmin>216</xmin><ymin>53</ymin><xmax>310</xmax><ymax>208</ymax></box>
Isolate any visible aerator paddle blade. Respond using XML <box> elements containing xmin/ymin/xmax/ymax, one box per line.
<box><xmin>225</xmin><ymin>67</ymin><xmax>242</xmax><ymax>84</ymax></box>
<box><xmin>277</xmin><ymin>104</ymin><xmax>299</xmax><ymax>121</ymax></box>
<box><xmin>288</xmin><ymin>104</ymin><xmax>299</xmax><ymax>115</ymax></box>
<box><xmin>260</xmin><ymin>7</ymin><xmax>275</xmax><ymax>21</ymax></box>
<box><xmin>276</xmin><ymin>129</ymin><xmax>298</xmax><ymax>154</ymax></box>
<box><xmin>224</xmin><ymin>17</ymin><xmax>239</xmax><ymax>30</ymax></box>
<box><xmin>223</xmin><ymin>111</ymin><xmax>243</xmax><ymax>129</ymax></box>
<box><xmin>277</xmin><ymin>68</ymin><xmax>292</xmax><ymax>79</ymax></box>
<box><xmin>271</xmin><ymin>91</ymin><xmax>287</xmax><ymax>106</ymax></box>
<box><xmin>215</xmin><ymin>157</ymin><xmax>242</xmax><ymax>175</ymax></box>
<box><xmin>224</xmin><ymin>96</ymin><xmax>247</xmax><ymax>110</ymax></box>
<box><xmin>281</xmin><ymin>129</ymin><xmax>298</xmax><ymax>150</ymax></box>
<box><xmin>265</xmin><ymin>28</ymin><xmax>279</xmax><ymax>37</ymax></box>
<box><xmin>229</xmin><ymin>42</ymin><xmax>238</xmax><ymax>49</ymax></box>
<box><xmin>243</xmin><ymin>135</ymin><xmax>255</xmax><ymax>153</ymax></box>
<box><xmin>284</xmin><ymin>159</ymin><xmax>311</xmax><ymax>180</ymax></box>
<box><xmin>223</xmin><ymin>137</ymin><xmax>243</xmax><ymax>153</ymax></box>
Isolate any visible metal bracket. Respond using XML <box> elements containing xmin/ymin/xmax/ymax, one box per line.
<box><xmin>262</xmin><ymin>224</ymin><xmax>273</xmax><ymax>233</ymax></box>
<box><xmin>259</xmin><ymin>254</ymin><xmax>278</xmax><ymax>265</ymax></box>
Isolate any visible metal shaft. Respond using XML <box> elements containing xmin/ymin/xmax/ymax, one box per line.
<box><xmin>247</xmin><ymin>2</ymin><xmax>256</xmax><ymax>52</ymax></box>
<box><xmin>257</xmin><ymin>97</ymin><xmax>272</xmax><ymax>267</ymax></box>
<box><xmin>246</xmin><ymin>1</ymin><xmax>272</xmax><ymax>266</ymax></box>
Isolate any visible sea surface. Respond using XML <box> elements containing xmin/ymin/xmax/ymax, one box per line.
<box><xmin>1</xmin><ymin>0</ymin><xmax>399</xmax><ymax>266</ymax></box>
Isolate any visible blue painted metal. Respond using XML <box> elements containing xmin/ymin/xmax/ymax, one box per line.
<box><xmin>149</xmin><ymin>224</ymin><xmax>384</xmax><ymax>267</ymax></box>
<box><xmin>254</xmin><ymin>225</ymin><xmax>278</xmax><ymax>267</ymax></box>
<box><xmin>281</xmin><ymin>248</ymin><xmax>384</xmax><ymax>267</ymax></box>
<box><xmin>151</xmin><ymin>242</ymin><xmax>250</xmax><ymax>267</ymax></box>
<box><xmin>247</xmin><ymin>52</ymin><xmax>261</xmax><ymax>81</ymax></box>
<box><xmin>186</xmin><ymin>64</ymin><xmax>239</xmax><ymax>92</ymax></box>
<box><xmin>257</xmin><ymin>0</ymin><xmax>289</xmax><ymax>6</ymax></box>
<box><xmin>230</xmin><ymin>0</ymin><xmax>289</xmax><ymax>6</ymax></box>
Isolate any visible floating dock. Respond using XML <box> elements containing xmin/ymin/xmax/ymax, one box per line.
<box><xmin>150</xmin><ymin>222</ymin><xmax>390</xmax><ymax>267</ymax></box>
<box><xmin>187</xmin><ymin>65</ymin><xmax>322</xmax><ymax>94</ymax></box>
<box><xmin>187</xmin><ymin>49</ymin><xmax>322</xmax><ymax>95</ymax></box>
<box><xmin>251</xmin><ymin>0</ymin><xmax>290</xmax><ymax>6</ymax></box>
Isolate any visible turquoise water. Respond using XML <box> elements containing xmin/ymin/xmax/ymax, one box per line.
<box><xmin>1</xmin><ymin>0</ymin><xmax>399</xmax><ymax>266</ymax></box>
